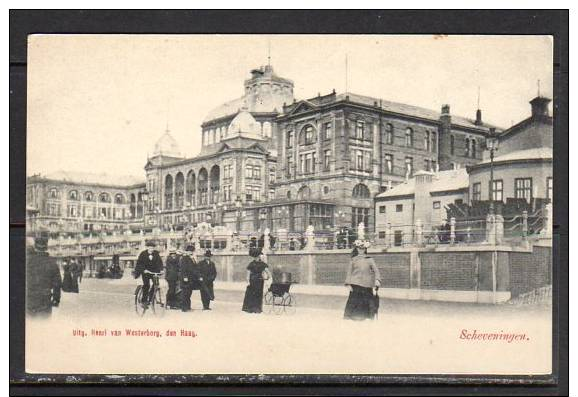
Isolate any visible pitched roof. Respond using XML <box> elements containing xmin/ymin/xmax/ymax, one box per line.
<box><xmin>203</xmin><ymin>96</ymin><xmax>245</xmax><ymax>123</ymax></box>
<box><xmin>478</xmin><ymin>148</ymin><xmax>552</xmax><ymax>165</ymax></box>
<box><xmin>335</xmin><ymin>93</ymin><xmax>500</xmax><ymax>131</ymax></box>
<box><xmin>42</xmin><ymin>171</ymin><xmax>145</xmax><ymax>187</ymax></box>
<box><xmin>376</xmin><ymin>168</ymin><xmax>469</xmax><ymax>199</ymax></box>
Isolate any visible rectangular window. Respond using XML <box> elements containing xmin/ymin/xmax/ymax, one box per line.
<box><xmin>433</xmin><ymin>201</ymin><xmax>441</xmax><ymax>209</ymax></box>
<box><xmin>425</xmin><ymin>131</ymin><xmax>430</xmax><ymax>151</ymax></box>
<box><xmin>378</xmin><ymin>231</ymin><xmax>386</xmax><ymax>239</ymax></box>
<box><xmin>253</xmin><ymin>165</ymin><xmax>261</xmax><ymax>180</ymax></box>
<box><xmin>405</xmin><ymin>157</ymin><xmax>413</xmax><ymax>177</ymax></box>
<box><xmin>286</xmin><ymin>130</ymin><xmax>294</xmax><ymax>148</ymax></box>
<box><xmin>386</xmin><ymin>125</ymin><xmax>394</xmax><ymax>145</ymax></box>
<box><xmin>450</xmin><ymin>135</ymin><xmax>455</xmax><ymax>155</ymax></box>
<box><xmin>223</xmin><ymin>186</ymin><xmax>231</xmax><ymax>202</ymax></box>
<box><xmin>394</xmin><ymin>230</ymin><xmax>403</xmax><ymax>246</ymax></box>
<box><xmin>431</xmin><ymin>131</ymin><xmax>437</xmax><ymax>152</ymax></box>
<box><xmin>355</xmin><ymin>121</ymin><xmax>365</xmax><ymax>140</ymax></box>
<box><xmin>357</xmin><ymin>151</ymin><xmax>364</xmax><ymax>170</ymax></box>
<box><xmin>245</xmin><ymin>165</ymin><xmax>253</xmax><ymax>179</ymax></box>
<box><xmin>490</xmin><ymin>179</ymin><xmax>503</xmax><ymax>202</ymax></box>
<box><xmin>454</xmin><ymin>199</ymin><xmax>463</xmax><ymax>205</ymax></box>
<box><xmin>424</xmin><ymin>159</ymin><xmax>430</xmax><ymax>171</ymax></box>
<box><xmin>472</xmin><ymin>182</ymin><xmax>481</xmax><ymax>201</ymax></box>
<box><xmin>379</xmin><ymin>205</ymin><xmax>386</xmax><ymax>214</ymax></box>
<box><xmin>384</xmin><ymin>154</ymin><xmax>393</xmax><ymax>174</ymax></box>
<box><xmin>324</xmin><ymin>122</ymin><xmax>332</xmax><ymax>140</ymax></box>
<box><xmin>396</xmin><ymin>204</ymin><xmax>403</xmax><ymax>212</ymax></box>
<box><xmin>515</xmin><ymin>178</ymin><xmax>533</xmax><ymax>202</ymax></box>
<box><xmin>547</xmin><ymin>177</ymin><xmax>553</xmax><ymax>201</ymax></box>
<box><xmin>324</xmin><ymin>149</ymin><xmax>331</xmax><ymax>171</ymax></box>
<box><xmin>431</xmin><ymin>160</ymin><xmax>437</xmax><ymax>172</ymax></box>
<box><xmin>287</xmin><ymin>156</ymin><xmax>293</xmax><ymax>177</ymax></box>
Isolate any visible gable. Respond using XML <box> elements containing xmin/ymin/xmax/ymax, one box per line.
<box><xmin>288</xmin><ymin>100</ymin><xmax>317</xmax><ymax>116</ymax></box>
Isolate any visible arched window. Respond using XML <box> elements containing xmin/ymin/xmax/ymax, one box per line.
<box><xmin>465</xmin><ymin>137</ymin><xmax>470</xmax><ymax>157</ymax></box>
<box><xmin>129</xmin><ymin>194</ymin><xmax>136</xmax><ymax>218</ymax></box>
<box><xmin>186</xmin><ymin>170</ymin><xmax>195</xmax><ymax>207</ymax></box>
<box><xmin>84</xmin><ymin>191</ymin><xmax>94</xmax><ymax>201</ymax></box>
<box><xmin>352</xmin><ymin>183</ymin><xmax>370</xmax><ymax>199</ymax></box>
<box><xmin>471</xmin><ymin>139</ymin><xmax>477</xmax><ymax>158</ymax></box>
<box><xmin>386</xmin><ymin>124</ymin><xmax>394</xmax><ymax>145</ymax></box>
<box><xmin>164</xmin><ymin>174</ymin><xmax>173</xmax><ymax>210</ymax></box>
<box><xmin>198</xmin><ymin>168</ymin><xmax>208</xmax><ymax>205</ymax></box>
<box><xmin>99</xmin><ymin>192</ymin><xmax>110</xmax><ymax>203</ymax></box>
<box><xmin>175</xmin><ymin>172</ymin><xmax>185</xmax><ymax>209</ymax></box>
<box><xmin>209</xmin><ymin>165</ymin><xmax>220</xmax><ymax>204</ymax></box>
<box><xmin>114</xmin><ymin>193</ymin><xmax>125</xmax><ymax>204</ymax></box>
<box><xmin>262</xmin><ymin>121</ymin><xmax>272</xmax><ymax>137</ymax></box>
<box><xmin>405</xmin><ymin>128</ymin><xmax>413</xmax><ymax>147</ymax></box>
<box><xmin>68</xmin><ymin>190</ymin><xmax>78</xmax><ymax>200</ymax></box>
<box><xmin>297</xmin><ymin>185</ymin><xmax>311</xmax><ymax>200</ymax></box>
<box><xmin>49</xmin><ymin>188</ymin><xmax>58</xmax><ymax>199</ymax></box>
<box><xmin>299</xmin><ymin>125</ymin><xmax>316</xmax><ymax>145</ymax></box>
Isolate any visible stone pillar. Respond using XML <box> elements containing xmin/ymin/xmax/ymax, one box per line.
<box><xmin>449</xmin><ymin>217</ymin><xmax>456</xmax><ymax>245</ymax></box>
<box><xmin>495</xmin><ymin>214</ymin><xmax>504</xmax><ymax>245</ymax></box>
<box><xmin>486</xmin><ymin>213</ymin><xmax>496</xmax><ymax>245</ymax></box>
<box><xmin>263</xmin><ymin>227</ymin><xmax>271</xmax><ymax>253</ymax></box>
<box><xmin>415</xmin><ymin>219</ymin><xmax>423</xmax><ymax>246</ymax></box>
<box><xmin>522</xmin><ymin>211</ymin><xmax>528</xmax><ymax>241</ymax></box>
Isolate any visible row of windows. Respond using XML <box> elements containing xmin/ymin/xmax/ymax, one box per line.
<box><xmin>471</xmin><ymin>177</ymin><xmax>553</xmax><ymax>202</ymax></box>
<box><xmin>203</xmin><ymin>121</ymin><xmax>272</xmax><ymax>145</ymax></box>
<box><xmin>383</xmin><ymin>154</ymin><xmax>437</xmax><ymax>175</ymax></box>
<box><xmin>48</xmin><ymin>189</ymin><xmax>135</xmax><ymax>204</ymax></box>
<box><xmin>449</xmin><ymin>135</ymin><xmax>478</xmax><ymax>158</ymax></box>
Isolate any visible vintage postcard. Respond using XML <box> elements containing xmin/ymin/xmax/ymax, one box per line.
<box><xmin>24</xmin><ymin>34</ymin><xmax>554</xmax><ymax>376</ymax></box>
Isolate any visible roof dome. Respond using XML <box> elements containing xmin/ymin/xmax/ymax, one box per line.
<box><xmin>152</xmin><ymin>131</ymin><xmax>182</xmax><ymax>158</ymax></box>
<box><xmin>228</xmin><ymin>109</ymin><xmax>260</xmax><ymax>136</ymax></box>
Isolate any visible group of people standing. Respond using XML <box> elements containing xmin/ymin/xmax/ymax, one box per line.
<box><xmin>133</xmin><ymin>241</ymin><xmax>217</xmax><ymax>312</ymax></box>
<box><xmin>62</xmin><ymin>258</ymin><xmax>82</xmax><ymax>293</ymax></box>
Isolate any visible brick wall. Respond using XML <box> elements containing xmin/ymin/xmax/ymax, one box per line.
<box><xmin>509</xmin><ymin>246</ymin><xmax>552</xmax><ymax>297</ymax></box>
<box><xmin>420</xmin><ymin>252</ymin><xmax>478</xmax><ymax>291</ymax></box>
<box><xmin>372</xmin><ymin>253</ymin><xmax>411</xmax><ymax>288</ymax></box>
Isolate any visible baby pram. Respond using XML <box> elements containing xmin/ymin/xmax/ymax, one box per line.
<box><xmin>264</xmin><ymin>272</ymin><xmax>297</xmax><ymax>315</ymax></box>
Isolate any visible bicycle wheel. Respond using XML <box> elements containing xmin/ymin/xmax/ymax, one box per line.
<box><xmin>152</xmin><ymin>287</ymin><xmax>166</xmax><ymax>317</ymax></box>
<box><xmin>283</xmin><ymin>293</ymin><xmax>296</xmax><ymax>315</ymax></box>
<box><xmin>134</xmin><ymin>286</ymin><xmax>146</xmax><ymax>317</ymax></box>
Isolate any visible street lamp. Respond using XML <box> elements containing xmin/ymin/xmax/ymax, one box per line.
<box><xmin>486</xmin><ymin>127</ymin><xmax>499</xmax><ymax>215</ymax></box>
<box><xmin>234</xmin><ymin>196</ymin><xmax>243</xmax><ymax>232</ymax></box>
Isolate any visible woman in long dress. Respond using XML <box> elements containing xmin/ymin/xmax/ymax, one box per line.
<box><xmin>343</xmin><ymin>241</ymin><xmax>381</xmax><ymax>320</ymax></box>
<box><xmin>242</xmin><ymin>247</ymin><xmax>271</xmax><ymax>313</ymax></box>
<box><xmin>61</xmin><ymin>261</ymin><xmax>79</xmax><ymax>293</ymax></box>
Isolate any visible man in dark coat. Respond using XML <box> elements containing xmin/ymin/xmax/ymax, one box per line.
<box><xmin>26</xmin><ymin>234</ymin><xmax>62</xmax><ymax>317</ymax></box>
<box><xmin>134</xmin><ymin>240</ymin><xmax>163</xmax><ymax>307</ymax></box>
<box><xmin>164</xmin><ymin>248</ymin><xmax>180</xmax><ymax>309</ymax></box>
<box><xmin>179</xmin><ymin>245</ymin><xmax>200</xmax><ymax>312</ymax></box>
<box><xmin>198</xmin><ymin>249</ymin><xmax>217</xmax><ymax>310</ymax></box>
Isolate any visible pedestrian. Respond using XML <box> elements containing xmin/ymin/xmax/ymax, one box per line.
<box><xmin>26</xmin><ymin>233</ymin><xmax>62</xmax><ymax>317</ymax></box>
<box><xmin>134</xmin><ymin>240</ymin><xmax>163</xmax><ymax>308</ymax></box>
<box><xmin>70</xmin><ymin>258</ymin><xmax>81</xmax><ymax>291</ymax></box>
<box><xmin>164</xmin><ymin>248</ymin><xmax>180</xmax><ymax>309</ymax></box>
<box><xmin>179</xmin><ymin>245</ymin><xmax>200</xmax><ymax>312</ymax></box>
<box><xmin>242</xmin><ymin>247</ymin><xmax>271</xmax><ymax>314</ymax></box>
<box><xmin>343</xmin><ymin>240</ymin><xmax>381</xmax><ymax>321</ymax></box>
<box><xmin>199</xmin><ymin>249</ymin><xmax>217</xmax><ymax>310</ymax></box>
<box><xmin>62</xmin><ymin>260</ymin><xmax>79</xmax><ymax>293</ymax></box>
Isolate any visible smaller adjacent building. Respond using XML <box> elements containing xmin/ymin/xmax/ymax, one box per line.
<box><xmin>374</xmin><ymin>169</ymin><xmax>469</xmax><ymax>246</ymax></box>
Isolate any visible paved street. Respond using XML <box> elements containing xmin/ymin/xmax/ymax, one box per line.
<box><xmin>26</xmin><ymin>278</ymin><xmax>552</xmax><ymax>375</ymax></box>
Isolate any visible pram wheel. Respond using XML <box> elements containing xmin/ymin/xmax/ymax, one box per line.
<box><xmin>283</xmin><ymin>293</ymin><xmax>296</xmax><ymax>315</ymax></box>
<box><xmin>272</xmin><ymin>295</ymin><xmax>285</xmax><ymax>315</ymax></box>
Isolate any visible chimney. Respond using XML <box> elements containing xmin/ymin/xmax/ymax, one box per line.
<box><xmin>441</xmin><ymin>104</ymin><xmax>450</xmax><ymax>115</ymax></box>
<box><xmin>475</xmin><ymin>109</ymin><xmax>482</xmax><ymax>125</ymax></box>
<box><xmin>530</xmin><ymin>96</ymin><xmax>551</xmax><ymax>119</ymax></box>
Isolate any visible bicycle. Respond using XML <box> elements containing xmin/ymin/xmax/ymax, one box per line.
<box><xmin>134</xmin><ymin>270</ymin><xmax>166</xmax><ymax>317</ymax></box>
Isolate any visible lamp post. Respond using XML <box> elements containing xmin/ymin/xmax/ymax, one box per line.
<box><xmin>486</xmin><ymin>127</ymin><xmax>499</xmax><ymax>215</ymax></box>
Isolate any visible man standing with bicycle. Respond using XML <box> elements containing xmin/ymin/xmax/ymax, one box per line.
<box><xmin>134</xmin><ymin>240</ymin><xmax>163</xmax><ymax>308</ymax></box>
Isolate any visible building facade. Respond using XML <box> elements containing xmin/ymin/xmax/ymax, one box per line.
<box><xmin>26</xmin><ymin>171</ymin><xmax>146</xmax><ymax>235</ymax></box>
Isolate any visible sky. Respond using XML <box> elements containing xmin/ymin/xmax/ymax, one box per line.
<box><xmin>26</xmin><ymin>34</ymin><xmax>553</xmax><ymax>178</ymax></box>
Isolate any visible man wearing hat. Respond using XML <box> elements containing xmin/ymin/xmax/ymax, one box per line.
<box><xmin>198</xmin><ymin>249</ymin><xmax>217</xmax><ymax>310</ymax></box>
<box><xmin>26</xmin><ymin>233</ymin><xmax>62</xmax><ymax>317</ymax></box>
<box><xmin>179</xmin><ymin>245</ymin><xmax>201</xmax><ymax>312</ymax></box>
<box><xmin>134</xmin><ymin>240</ymin><xmax>163</xmax><ymax>307</ymax></box>
<box><xmin>164</xmin><ymin>248</ymin><xmax>180</xmax><ymax>309</ymax></box>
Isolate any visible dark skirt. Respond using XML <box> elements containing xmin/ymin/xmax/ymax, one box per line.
<box><xmin>242</xmin><ymin>280</ymin><xmax>264</xmax><ymax>313</ymax></box>
<box><xmin>62</xmin><ymin>271</ymin><xmax>79</xmax><ymax>293</ymax></box>
<box><xmin>343</xmin><ymin>285</ymin><xmax>373</xmax><ymax>320</ymax></box>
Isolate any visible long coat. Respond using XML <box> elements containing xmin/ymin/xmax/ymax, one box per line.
<box><xmin>199</xmin><ymin>258</ymin><xmax>217</xmax><ymax>299</ymax></box>
<box><xmin>344</xmin><ymin>255</ymin><xmax>381</xmax><ymax>289</ymax></box>
<box><xmin>179</xmin><ymin>255</ymin><xmax>201</xmax><ymax>288</ymax></box>
<box><xmin>26</xmin><ymin>250</ymin><xmax>62</xmax><ymax>316</ymax></box>
<box><xmin>134</xmin><ymin>249</ymin><xmax>163</xmax><ymax>277</ymax></box>
<box><xmin>165</xmin><ymin>254</ymin><xmax>180</xmax><ymax>282</ymax></box>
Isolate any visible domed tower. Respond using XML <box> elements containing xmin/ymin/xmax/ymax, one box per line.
<box><xmin>243</xmin><ymin>64</ymin><xmax>294</xmax><ymax>113</ymax></box>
